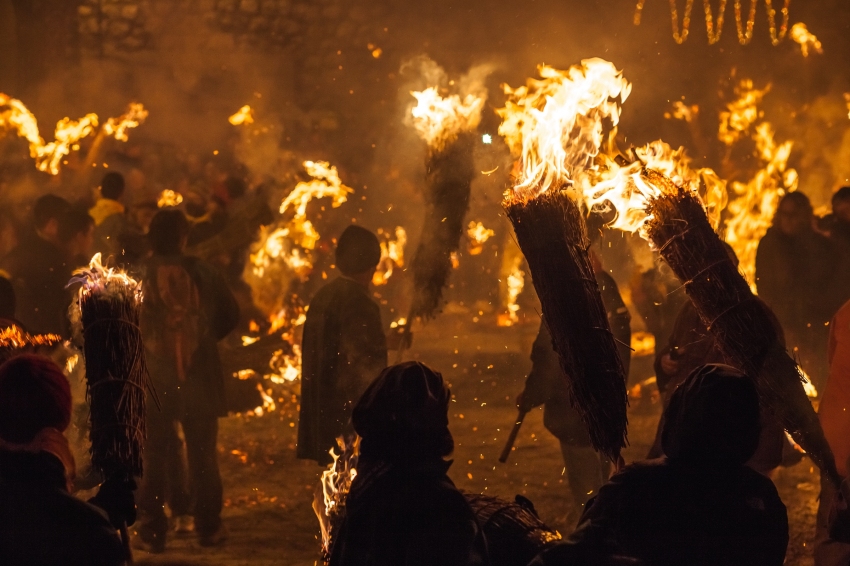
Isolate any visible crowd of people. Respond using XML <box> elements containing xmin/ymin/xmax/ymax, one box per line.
<box><xmin>2</xmin><ymin>180</ymin><xmax>850</xmax><ymax>565</ymax></box>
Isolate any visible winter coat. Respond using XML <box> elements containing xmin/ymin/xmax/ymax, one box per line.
<box><xmin>140</xmin><ymin>254</ymin><xmax>240</xmax><ymax>419</ymax></box>
<box><xmin>329</xmin><ymin>458</ymin><xmax>489</xmax><ymax>566</ymax></box>
<box><xmin>0</xmin><ymin>450</ymin><xmax>124</xmax><ymax>566</ymax></box>
<box><xmin>298</xmin><ymin>277</ymin><xmax>387</xmax><ymax>465</ymax></box>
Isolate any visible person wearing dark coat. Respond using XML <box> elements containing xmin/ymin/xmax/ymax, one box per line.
<box><xmin>89</xmin><ymin>172</ymin><xmax>131</xmax><ymax>261</ymax></box>
<box><xmin>0</xmin><ymin>194</ymin><xmax>72</xmax><ymax>336</ymax></box>
<box><xmin>756</xmin><ymin>191</ymin><xmax>834</xmax><ymax>389</ymax></box>
<box><xmin>516</xmin><ymin>253</ymin><xmax>631</xmax><ymax>512</ymax></box>
<box><xmin>328</xmin><ymin>362</ymin><xmax>489</xmax><ymax>566</ymax></box>
<box><xmin>137</xmin><ymin>209</ymin><xmax>240</xmax><ymax>552</ymax></box>
<box><xmin>530</xmin><ymin>364</ymin><xmax>789</xmax><ymax>566</ymax></box>
<box><xmin>0</xmin><ymin>355</ymin><xmax>125</xmax><ymax>566</ymax></box>
<box><xmin>298</xmin><ymin>225</ymin><xmax>388</xmax><ymax>466</ymax></box>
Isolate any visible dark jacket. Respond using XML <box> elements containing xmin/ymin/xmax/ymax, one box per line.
<box><xmin>0</xmin><ymin>235</ymin><xmax>71</xmax><ymax>336</ymax></box>
<box><xmin>298</xmin><ymin>277</ymin><xmax>387</xmax><ymax>464</ymax></box>
<box><xmin>328</xmin><ymin>458</ymin><xmax>489</xmax><ymax>566</ymax></box>
<box><xmin>140</xmin><ymin>254</ymin><xmax>240</xmax><ymax>419</ymax></box>
<box><xmin>0</xmin><ymin>450</ymin><xmax>124</xmax><ymax>566</ymax></box>
<box><xmin>530</xmin><ymin>459</ymin><xmax>788</xmax><ymax>566</ymax></box>
<box><xmin>521</xmin><ymin>272</ymin><xmax>631</xmax><ymax>446</ymax></box>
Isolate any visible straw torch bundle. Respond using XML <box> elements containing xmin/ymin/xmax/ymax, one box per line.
<box><xmin>496</xmin><ymin>59</ymin><xmax>632</xmax><ymax>460</ymax></box>
<box><xmin>405</xmin><ymin>65</ymin><xmax>489</xmax><ymax>322</ymax></box>
<box><xmin>69</xmin><ymin>252</ymin><xmax>150</xmax><ymax>483</ymax></box>
<box><xmin>587</xmin><ymin>166</ymin><xmax>840</xmax><ymax>487</ymax></box>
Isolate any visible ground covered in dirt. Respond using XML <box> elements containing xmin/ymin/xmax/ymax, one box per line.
<box><xmin>133</xmin><ymin>315</ymin><xmax>822</xmax><ymax>566</ymax></box>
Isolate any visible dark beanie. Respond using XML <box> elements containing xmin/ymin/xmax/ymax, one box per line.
<box><xmin>353</xmin><ymin>361</ymin><xmax>454</xmax><ymax>463</ymax></box>
<box><xmin>0</xmin><ymin>355</ymin><xmax>72</xmax><ymax>444</ymax></box>
<box><xmin>661</xmin><ymin>363</ymin><xmax>761</xmax><ymax>466</ymax></box>
<box><xmin>336</xmin><ymin>225</ymin><xmax>381</xmax><ymax>276</ymax></box>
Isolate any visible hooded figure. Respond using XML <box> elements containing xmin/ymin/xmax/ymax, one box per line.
<box><xmin>328</xmin><ymin>362</ymin><xmax>489</xmax><ymax>566</ymax></box>
<box><xmin>530</xmin><ymin>364</ymin><xmax>788</xmax><ymax>566</ymax></box>
<box><xmin>298</xmin><ymin>225</ymin><xmax>388</xmax><ymax>465</ymax></box>
<box><xmin>0</xmin><ymin>355</ymin><xmax>125</xmax><ymax>566</ymax></box>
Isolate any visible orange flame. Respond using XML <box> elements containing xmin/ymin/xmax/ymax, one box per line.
<box><xmin>280</xmin><ymin>161</ymin><xmax>352</xmax><ymax>249</ymax></box>
<box><xmin>408</xmin><ymin>87</ymin><xmax>486</xmax><ymax>151</ymax></box>
<box><xmin>466</xmin><ymin>221</ymin><xmax>495</xmax><ymax>255</ymax></box>
<box><xmin>228</xmin><ymin>105</ymin><xmax>255</xmax><ymax>126</ymax></box>
<box><xmin>0</xmin><ymin>326</ymin><xmax>62</xmax><ymax>349</ymax></box>
<box><xmin>497</xmin><ymin>59</ymin><xmax>631</xmax><ymax>202</ymax></box>
<box><xmin>498</xmin><ymin>256</ymin><xmax>525</xmax><ymax>327</ymax></box>
<box><xmin>790</xmin><ymin>23</ymin><xmax>823</xmax><ymax>57</ymax></box>
<box><xmin>718</xmin><ymin>80</ymin><xmax>770</xmax><ymax>146</ymax></box>
<box><xmin>372</xmin><ymin>227</ymin><xmax>407</xmax><ymax>286</ymax></box>
<box><xmin>157</xmin><ymin>189</ymin><xmax>183</xmax><ymax>208</ymax></box>
<box><xmin>102</xmin><ymin>102</ymin><xmax>148</xmax><ymax>142</ymax></box>
<box><xmin>318</xmin><ymin>436</ymin><xmax>359</xmax><ymax>553</ymax></box>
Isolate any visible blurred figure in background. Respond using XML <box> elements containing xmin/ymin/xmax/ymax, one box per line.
<box><xmin>756</xmin><ymin>191</ymin><xmax>834</xmax><ymax>389</ymax></box>
<box><xmin>298</xmin><ymin>225</ymin><xmax>388</xmax><ymax>466</ymax></box>
<box><xmin>89</xmin><ymin>172</ymin><xmax>129</xmax><ymax>261</ymax></box>
<box><xmin>531</xmin><ymin>365</ymin><xmax>788</xmax><ymax>566</ymax></box>
<box><xmin>516</xmin><ymin>248</ymin><xmax>631</xmax><ymax>520</ymax></box>
<box><xmin>328</xmin><ymin>361</ymin><xmax>489</xmax><ymax>566</ymax></box>
<box><xmin>0</xmin><ymin>278</ymin><xmax>18</xmax><ymax>330</ymax></box>
<box><xmin>137</xmin><ymin>209</ymin><xmax>240</xmax><ymax>552</ymax></box>
<box><xmin>1</xmin><ymin>195</ymin><xmax>72</xmax><ymax>336</ymax></box>
<box><xmin>0</xmin><ymin>355</ymin><xmax>125</xmax><ymax>566</ymax></box>
<box><xmin>59</xmin><ymin>208</ymin><xmax>95</xmax><ymax>268</ymax></box>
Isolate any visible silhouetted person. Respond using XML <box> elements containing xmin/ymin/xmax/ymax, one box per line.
<box><xmin>59</xmin><ymin>208</ymin><xmax>96</xmax><ymax>268</ymax></box>
<box><xmin>530</xmin><ymin>364</ymin><xmax>788</xmax><ymax>566</ymax></box>
<box><xmin>826</xmin><ymin>187</ymin><xmax>850</xmax><ymax>318</ymax></box>
<box><xmin>0</xmin><ymin>355</ymin><xmax>125</xmax><ymax>566</ymax></box>
<box><xmin>89</xmin><ymin>172</ymin><xmax>128</xmax><ymax>260</ymax></box>
<box><xmin>298</xmin><ymin>225</ymin><xmax>388</xmax><ymax>466</ymax></box>
<box><xmin>0</xmin><ymin>194</ymin><xmax>72</xmax><ymax>336</ymax></box>
<box><xmin>516</xmin><ymin>250</ymin><xmax>631</xmax><ymax>515</ymax></box>
<box><xmin>328</xmin><ymin>362</ymin><xmax>489</xmax><ymax>566</ymax></box>
<box><xmin>137</xmin><ymin>210</ymin><xmax>239</xmax><ymax>552</ymax></box>
<box><xmin>756</xmin><ymin>191</ymin><xmax>833</xmax><ymax>388</ymax></box>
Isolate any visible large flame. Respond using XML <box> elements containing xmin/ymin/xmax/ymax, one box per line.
<box><xmin>372</xmin><ymin>227</ymin><xmax>407</xmax><ymax>286</ymax></box>
<box><xmin>71</xmin><ymin>252</ymin><xmax>143</xmax><ymax>301</ymax></box>
<box><xmin>280</xmin><ymin>160</ymin><xmax>353</xmax><ymax>249</ymax></box>
<box><xmin>408</xmin><ymin>87</ymin><xmax>485</xmax><ymax>152</ymax></box>
<box><xmin>497</xmin><ymin>59</ymin><xmax>631</xmax><ymax>202</ymax></box>
<box><xmin>317</xmin><ymin>436</ymin><xmax>359</xmax><ymax>554</ymax></box>
<box><xmin>790</xmin><ymin>23</ymin><xmax>823</xmax><ymax>57</ymax></box>
<box><xmin>0</xmin><ymin>95</ymin><xmax>146</xmax><ymax>174</ymax></box>
<box><xmin>466</xmin><ymin>221</ymin><xmax>495</xmax><ymax>255</ymax></box>
<box><xmin>0</xmin><ymin>326</ymin><xmax>63</xmax><ymax>349</ymax></box>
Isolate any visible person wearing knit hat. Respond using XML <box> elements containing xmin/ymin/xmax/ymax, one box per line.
<box><xmin>328</xmin><ymin>362</ymin><xmax>488</xmax><ymax>566</ymax></box>
<box><xmin>0</xmin><ymin>355</ymin><xmax>124</xmax><ymax>565</ymax></box>
<box><xmin>298</xmin><ymin>225</ymin><xmax>390</xmax><ymax>465</ymax></box>
<box><xmin>530</xmin><ymin>364</ymin><xmax>788</xmax><ymax>566</ymax></box>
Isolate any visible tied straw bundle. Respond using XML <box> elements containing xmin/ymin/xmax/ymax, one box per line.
<box><xmin>400</xmin><ymin>60</ymin><xmax>491</xmax><ymax>353</ymax></box>
<box><xmin>496</xmin><ymin>59</ymin><xmax>633</xmax><ymax>461</ymax></box>
<box><xmin>69</xmin><ymin>253</ymin><xmax>151</xmax><ymax>480</ymax></box>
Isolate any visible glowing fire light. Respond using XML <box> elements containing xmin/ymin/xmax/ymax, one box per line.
<box><xmin>408</xmin><ymin>87</ymin><xmax>486</xmax><ymax>152</ymax></box>
<box><xmin>790</xmin><ymin>23</ymin><xmax>823</xmax><ymax>57</ymax></box>
<box><xmin>390</xmin><ymin>317</ymin><xmax>408</xmax><ymax>329</ymax></box>
<box><xmin>280</xmin><ymin>160</ymin><xmax>352</xmax><ymax>249</ymax></box>
<box><xmin>101</xmin><ymin>103</ymin><xmax>148</xmax><ymax>142</ymax></box>
<box><xmin>844</xmin><ymin>93</ymin><xmax>850</xmax><ymax>119</ymax></box>
<box><xmin>71</xmin><ymin>253</ymin><xmax>142</xmax><ymax>300</ymax></box>
<box><xmin>317</xmin><ymin>436</ymin><xmax>359</xmax><ymax>554</ymax></box>
<box><xmin>630</xmin><ymin>331</ymin><xmax>656</xmax><ymax>358</ymax></box>
<box><xmin>498</xmin><ymin>256</ymin><xmax>525</xmax><ymax>327</ymax></box>
<box><xmin>497</xmin><ymin>59</ymin><xmax>631</xmax><ymax>202</ymax></box>
<box><xmin>372</xmin><ymin>227</ymin><xmax>407</xmax><ymax>286</ymax></box>
<box><xmin>157</xmin><ymin>189</ymin><xmax>184</xmax><ymax>208</ymax></box>
<box><xmin>228</xmin><ymin>105</ymin><xmax>255</xmax><ymax>126</ymax></box>
<box><xmin>799</xmin><ymin>367</ymin><xmax>818</xmax><ymax>398</ymax></box>
<box><xmin>718</xmin><ymin>80</ymin><xmax>770</xmax><ymax>147</ymax></box>
<box><xmin>0</xmin><ymin>326</ymin><xmax>63</xmax><ymax>349</ymax></box>
<box><xmin>0</xmin><ymin>96</ymin><xmax>146</xmax><ymax>175</ymax></box>
<box><xmin>466</xmin><ymin>221</ymin><xmax>495</xmax><ymax>255</ymax></box>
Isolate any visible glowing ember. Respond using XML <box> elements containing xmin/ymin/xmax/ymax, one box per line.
<box><xmin>844</xmin><ymin>93</ymin><xmax>850</xmax><ymax>119</ymax></box>
<box><xmin>101</xmin><ymin>103</ymin><xmax>148</xmax><ymax>142</ymax></box>
<box><xmin>0</xmin><ymin>326</ymin><xmax>63</xmax><ymax>349</ymax></box>
<box><xmin>70</xmin><ymin>253</ymin><xmax>142</xmax><ymax>300</ymax></box>
<box><xmin>157</xmin><ymin>189</ymin><xmax>184</xmax><ymax>208</ymax></box>
<box><xmin>498</xmin><ymin>59</ymin><xmax>631</xmax><ymax>202</ymax></box>
<box><xmin>228</xmin><ymin>105</ymin><xmax>255</xmax><ymax>126</ymax></box>
<box><xmin>718</xmin><ymin>80</ymin><xmax>770</xmax><ymax>147</ymax></box>
<box><xmin>389</xmin><ymin>317</ymin><xmax>408</xmax><ymax>329</ymax></box>
<box><xmin>253</xmin><ymin>383</ymin><xmax>276</xmax><ymax>416</ymax></box>
<box><xmin>664</xmin><ymin>101</ymin><xmax>699</xmax><ymax>123</ymax></box>
<box><xmin>498</xmin><ymin>256</ymin><xmax>525</xmax><ymax>327</ymax></box>
<box><xmin>790</xmin><ymin>23</ymin><xmax>823</xmax><ymax>57</ymax></box>
<box><xmin>466</xmin><ymin>221</ymin><xmax>495</xmax><ymax>255</ymax></box>
<box><xmin>372</xmin><ymin>227</ymin><xmax>407</xmax><ymax>286</ymax></box>
<box><xmin>799</xmin><ymin>367</ymin><xmax>818</xmax><ymax>398</ymax></box>
<box><xmin>630</xmin><ymin>331</ymin><xmax>656</xmax><ymax>357</ymax></box>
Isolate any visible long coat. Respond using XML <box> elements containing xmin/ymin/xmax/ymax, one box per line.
<box><xmin>140</xmin><ymin>254</ymin><xmax>240</xmax><ymax>419</ymax></box>
<box><xmin>298</xmin><ymin>277</ymin><xmax>387</xmax><ymax>465</ymax></box>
